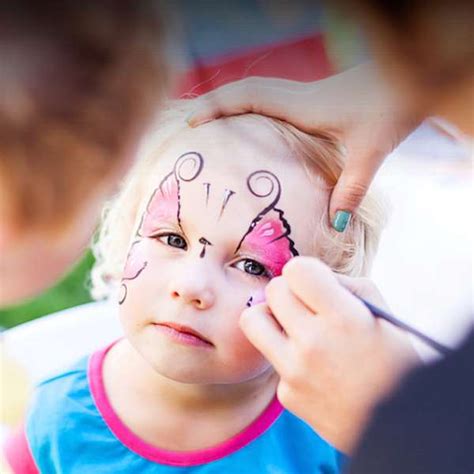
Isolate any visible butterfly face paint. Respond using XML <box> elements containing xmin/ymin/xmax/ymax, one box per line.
<box><xmin>118</xmin><ymin>241</ymin><xmax>148</xmax><ymax>304</ymax></box>
<box><xmin>138</xmin><ymin>176</ymin><xmax>180</xmax><ymax>237</ymax></box>
<box><xmin>114</xmin><ymin>111</ymin><xmax>324</xmax><ymax>387</ymax></box>
<box><xmin>139</xmin><ymin>151</ymin><xmax>204</xmax><ymax>237</ymax></box>
<box><xmin>119</xmin><ymin>152</ymin><xmax>204</xmax><ymax>304</ymax></box>
<box><xmin>236</xmin><ymin>170</ymin><xmax>299</xmax><ymax>278</ymax></box>
<box><xmin>120</xmin><ymin>154</ymin><xmax>298</xmax><ymax>307</ymax></box>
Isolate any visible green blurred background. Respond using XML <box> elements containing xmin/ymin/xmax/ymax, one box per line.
<box><xmin>0</xmin><ymin>252</ymin><xmax>94</xmax><ymax>329</ymax></box>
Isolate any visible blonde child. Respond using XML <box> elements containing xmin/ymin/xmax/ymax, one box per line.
<box><xmin>4</xmin><ymin>100</ymin><xmax>384</xmax><ymax>473</ymax></box>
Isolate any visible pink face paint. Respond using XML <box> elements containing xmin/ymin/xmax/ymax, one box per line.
<box><xmin>138</xmin><ymin>152</ymin><xmax>204</xmax><ymax>237</ymax></box>
<box><xmin>241</xmin><ymin>216</ymin><xmax>294</xmax><ymax>277</ymax></box>
<box><xmin>236</xmin><ymin>170</ymin><xmax>299</xmax><ymax>278</ymax></box>
<box><xmin>122</xmin><ymin>241</ymin><xmax>148</xmax><ymax>280</ymax></box>
<box><xmin>119</xmin><ymin>240</ymin><xmax>148</xmax><ymax>305</ymax></box>
<box><xmin>139</xmin><ymin>175</ymin><xmax>179</xmax><ymax>237</ymax></box>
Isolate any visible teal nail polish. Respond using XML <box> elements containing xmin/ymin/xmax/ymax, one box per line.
<box><xmin>332</xmin><ymin>210</ymin><xmax>351</xmax><ymax>232</ymax></box>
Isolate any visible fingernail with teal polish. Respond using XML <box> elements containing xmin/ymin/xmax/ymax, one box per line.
<box><xmin>332</xmin><ymin>210</ymin><xmax>351</xmax><ymax>232</ymax></box>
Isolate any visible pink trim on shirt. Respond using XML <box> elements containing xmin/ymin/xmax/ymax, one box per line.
<box><xmin>3</xmin><ymin>425</ymin><xmax>40</xmax><ymax>474</ymax></box>
<box><xmin>88</xmin><ymin>343</ymin><xmax>283</xmax><ymax>466</ymax></box>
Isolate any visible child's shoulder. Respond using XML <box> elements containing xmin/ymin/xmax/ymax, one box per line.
<box><xmin>32</xmin><ymin>353</ymin><xmax>92</xmax><ymax>418</ymax></box>
<box><xmin>269</xmin><ymin>408</ymin><xmax>345</xmax><ymax>470</ymax></box>
<box><xmin>4</xmin><ymin>352</ymin><xmax>103</xmax><ymax>473</ymax></box>
<box><xmin>37</xmin><ymin>352</ymin><xmax>89</xmax><ymax>388</ymax></box>
<box><xmin>24</xmin><ymin>351</ymin><xmax>107</xmax><ymax>469</ymax></box>
<box><xmin>28</xmin><ymin>354</ymin><xmax>93</xmax><ymax>426</ymax></box>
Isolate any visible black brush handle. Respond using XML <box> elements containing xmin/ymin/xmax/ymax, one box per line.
<box><xmin>360</xmin><ymin>298</ymin><xmax>453</xmax><ymax>356</ymax></box>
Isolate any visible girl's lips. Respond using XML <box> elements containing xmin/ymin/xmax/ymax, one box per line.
<box><xmin>153</xmin><ymin>322</ymin><xmax>214</xmax><ymax>348</ymax></box>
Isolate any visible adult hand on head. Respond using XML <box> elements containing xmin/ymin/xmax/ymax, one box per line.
<box><xmin>188</xmin><ymin>63</ymin><xmax>419</xmax><ymax>232</ymax></box>
<box><xmin>240</xmin><ymin>256</ymin><xmax>419</xmax><ymax>454</ymax></box>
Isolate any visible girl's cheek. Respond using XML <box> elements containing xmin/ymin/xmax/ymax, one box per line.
<box><xmin>223</xmin><ymin>298</ymin><xmax>266</xmax><ymax>356</ymax></box>
<box><xmin>119</xmin><ymin>242</ymin><xmax>164</xmax><ymax>321</ymax></box>
<box><xmin>231</xmin><ymin>329</ymin><xmax>271</xmax><ymax>376</ymax></box>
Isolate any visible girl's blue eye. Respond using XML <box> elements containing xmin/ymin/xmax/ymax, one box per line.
<box><xmin>158</xmin><ymin>233</ymin><xmax>187</xmax><ymax>250</ymax></box>
<box><xmin>234</xmin><ymin>259</ymin><xmax>269</xmax><ymax>278</ymax></box>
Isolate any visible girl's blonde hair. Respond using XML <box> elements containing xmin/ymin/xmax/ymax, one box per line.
<box><xmin>91</xmin><ymin>100</ymin><xmax>386</xmax><ymax>300</ymax></box>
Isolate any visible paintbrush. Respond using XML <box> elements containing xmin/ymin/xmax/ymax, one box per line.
<box><xmin>359</xmin><ymin>297</ymin><xmax>453</xmax><ymax>356</ymax></box>
<box><xmin>247</xmin><ymin>289</ymin><xmax>453</xmax><ymax>356</ymax></box>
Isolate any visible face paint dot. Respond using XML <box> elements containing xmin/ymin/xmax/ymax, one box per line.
<box><xmin>198</xmin><ymin>237</ymin><xmax>212</xmax><ymax>258</ymax></box>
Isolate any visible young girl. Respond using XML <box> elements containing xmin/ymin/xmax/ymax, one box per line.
<box><xmin>4</xmin><ymin>101</ymin><xmax>384</xmax><ymax>473</ymax></box>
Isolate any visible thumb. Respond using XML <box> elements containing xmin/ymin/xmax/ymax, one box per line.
<box><xmin>329</xmin><ymin>145</ymin><xmax>385</xmax><ymax>232</ymax></box>
<box><xmin>330</xmin><ymin>111</ymin><xmax>419</xmax><ymax>231</ymax></box>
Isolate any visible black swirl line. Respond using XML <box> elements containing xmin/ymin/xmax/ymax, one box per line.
<box><xmin>247</xmin><ymin>170</ymin><xmax>280</xmax><ymax>202</ymax></box>
<box><xmin>235</xmin><ymin>169</ymin><xmax>299</xmax><ymax>256</ymax></box>
<box><xmin>173</xmin><ymin>151</ymin><xmax>204</xmax><ymax>182</ymax></box>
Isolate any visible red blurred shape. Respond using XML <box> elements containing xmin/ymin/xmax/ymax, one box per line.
<box><xmin>174</xmin><ymin>33</ymin><xmax>332</xmax><ymax>97</ymax></box>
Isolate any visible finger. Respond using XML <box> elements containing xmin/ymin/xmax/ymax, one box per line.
<box><xmin>265</xmin><ymin>276</ymin><xmax>315</xmax><ymax>340</ymax></box>
<box><xmin>282</xmin><ymin>256</ymin><xmax>369</xmax><ymax>321</ymax></box>
<box><xmin>187</xmin><ymin>77</ymin><xmax>309</xmax><ymax>128</ymax></box>
<box><xmin>240</xmin><ymin>303</ymin><xmax>289</xmax><ymax>374</ymax></box>
<box><xmin>329</xmin><ymin>112</ymin><xmax>418</xmax><ymax>227</ymax></box>
<box><xmin>329</xmin><ymin>147</ymin><xmax>383</xmax><ymax>231</ymax></box>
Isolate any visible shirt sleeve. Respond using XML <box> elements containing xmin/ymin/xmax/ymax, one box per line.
<box><xmin>3</xmin><ymin>426</ymin><xmax>39</xmax><ymax>474</ymax></box>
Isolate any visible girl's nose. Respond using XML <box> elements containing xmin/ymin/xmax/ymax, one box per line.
<box><xmin>169</xmin><ymin>270</ymin><xmax>216</xmax><ymax>310</ymax></box>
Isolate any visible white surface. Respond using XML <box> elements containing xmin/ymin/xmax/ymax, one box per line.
<box><xmin>372</xmin><ymin>124</ymin><xmax>473</xmax><ymax>359</ymax></box>
<box><xmin>3</xmin><ymin>301</ymin><xmax>122</xmax><ymax>383</ymax></box>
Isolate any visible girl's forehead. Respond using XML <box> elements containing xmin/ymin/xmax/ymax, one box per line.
<box><xmin>151</xmin><ymin>118</ymin><xmax>304</xmax><ymax>187</ymax></box>
<box><xmin>176</xmin><ymin>118</ymin><xmax>291</xmax><ymax>162</ymax></box>
<box><xmin>142</xmin><ymin>131</ymin><xmax>325</xmax><ymax>257</ymax></box>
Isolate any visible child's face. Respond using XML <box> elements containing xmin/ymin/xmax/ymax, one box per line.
<box><xmin>119</xmin><ymin>119</ymin><xmax>325</xmax><ymax>385</ymax></box>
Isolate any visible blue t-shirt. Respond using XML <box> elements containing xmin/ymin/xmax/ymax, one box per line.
<box><xmin>6</xmin><ymin>343</ymin><xmax>343</xmax><ymax>473</ymax></box>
